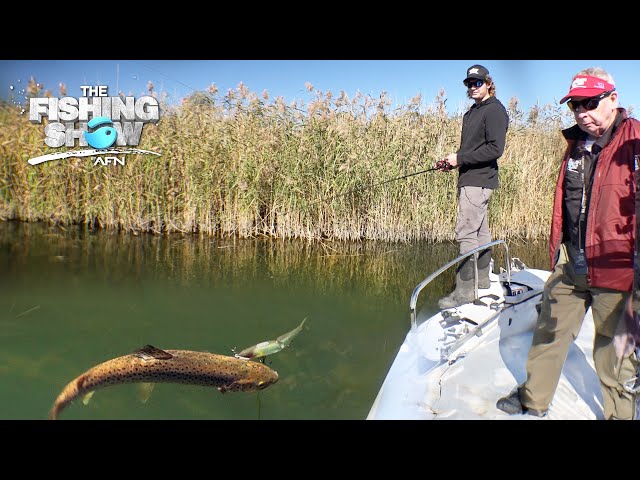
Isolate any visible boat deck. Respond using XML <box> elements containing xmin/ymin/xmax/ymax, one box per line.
<box><xmin>368</xmin><ymin>268</ymin><xmax>604</xmax><ymax>420</ymax></box>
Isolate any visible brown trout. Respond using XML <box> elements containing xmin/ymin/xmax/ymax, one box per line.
<box><xmin>48</xmin><ymin>344</ymin><xmax>279</xmax><ymax>420</ymax></box>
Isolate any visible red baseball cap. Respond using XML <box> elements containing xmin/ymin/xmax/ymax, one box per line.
<box><xmin>560</xmin><ymin>75</ymin><xmax>615</xmax><ymax>104</ymax></box>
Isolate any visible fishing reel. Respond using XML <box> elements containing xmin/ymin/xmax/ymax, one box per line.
<box><xmin>435</xmin><ymin>159</ymin><xmax>453</xmax><ymax>172</ymax></box>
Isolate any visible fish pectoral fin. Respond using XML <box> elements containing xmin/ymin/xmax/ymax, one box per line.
<box><xmin>82</xmin><ymin>391</ymin><xmax>95</xmax><ymax>406</ymax></box>
<box><xmin>137</xmin><ymin>383</ymin><xmax>156</xmax><ymax>404</ymax></box>
<box><xmin>132</xmin><ymin>345</ymin><xmax>173</xmax><ymax>360</ymax></box>
<box><xmin>218</xmin><ymin>379</ymin><xmax>253</xmax><ymax>393</ymax></box>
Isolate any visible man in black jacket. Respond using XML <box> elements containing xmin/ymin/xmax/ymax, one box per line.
<box><xmin>438</xmin><ymin>64</ymin><xmax>509</xmax><ymax>309</ymax></box>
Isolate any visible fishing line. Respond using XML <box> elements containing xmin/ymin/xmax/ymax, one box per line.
<box><xmin>308</xmin><ymin>161</ymin><xmax>452</xmax><ymax>207</ymax></box>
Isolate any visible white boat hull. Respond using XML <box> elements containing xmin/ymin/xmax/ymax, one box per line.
<box><xmin>368</xmin><ymin>267</ymin><xmax>605</xmax><ymax>420</ymax></box>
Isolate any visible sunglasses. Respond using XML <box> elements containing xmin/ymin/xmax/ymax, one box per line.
<box><xmin>464</xmin><ymin>79</ymin><xmax>484</xmax><ymax>88</ymax></box>
<box><xmin>567</xmin><ymin>90</ymin><xmax>614</xmax><ymax>112</ymax></box>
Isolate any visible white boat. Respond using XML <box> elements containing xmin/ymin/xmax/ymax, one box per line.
<box><xmin>367</xmin><ymin>239</ymin><xmax>611</xmax><ymax>420</ymax></box>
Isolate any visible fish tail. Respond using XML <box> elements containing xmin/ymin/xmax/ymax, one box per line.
<box><xmin>48</xmin><ymin>373</ymin><xmax>88</xmax><ymax>420</ymax></box>
<box><xmin>48</xmin><ymin>403</ymin><xmax>63</xmax><ymax>420</ymax></box>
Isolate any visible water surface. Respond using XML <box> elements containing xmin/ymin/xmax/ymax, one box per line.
<box><xmin>0</xmin><ymin>221</ymin><xmax>548</xmax><ymax>419</ymax></box>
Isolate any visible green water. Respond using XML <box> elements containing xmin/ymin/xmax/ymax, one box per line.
<box><xmin>0</xmin><ymin>221</ymin><xmax>548</xmax><ymax>420</ymax></box>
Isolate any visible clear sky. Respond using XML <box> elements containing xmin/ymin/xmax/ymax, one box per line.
<box><xmin>2</xmin><ymin>60</ymin><xmax>639</xmax><ymax>116</ymax></box>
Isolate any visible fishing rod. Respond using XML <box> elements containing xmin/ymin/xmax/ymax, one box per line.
<box><xmin>309</xmin><ymin>159</ymin><xmax>453</xmax><ymax>206</ymax></box>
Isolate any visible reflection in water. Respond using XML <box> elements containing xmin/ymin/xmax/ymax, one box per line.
<box><xmin>0</xmin><ymin>221</ymin><xmax>548</xmax><ymax>419</ymax></box>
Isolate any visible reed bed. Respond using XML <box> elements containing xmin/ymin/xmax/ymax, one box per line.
<box><xmin>0</xmin><ymin>82</ymin><xmax>572</xmax><ymax>242</ymax></box>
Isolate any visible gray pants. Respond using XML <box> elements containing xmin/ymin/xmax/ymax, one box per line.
<box><xmin>520</xmin><ymin>243</ymin><xmax>638</xmax><ymax>419</ymax></box>
<box><xmin>455</xmin><ymin>186</ymin><xmax>493</xmax><ymax>255</ymax></box>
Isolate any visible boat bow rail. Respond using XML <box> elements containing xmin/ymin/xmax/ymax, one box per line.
<box><xmin>409</xmin><ymin>240</ymin><xmax>512</xmax><ymax>330</ymax></box>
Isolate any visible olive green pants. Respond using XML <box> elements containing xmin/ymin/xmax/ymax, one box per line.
<box><xmin>519</xmin><ymin>244</ymin><xmax>638</xmax><ymax>419</ymax></box>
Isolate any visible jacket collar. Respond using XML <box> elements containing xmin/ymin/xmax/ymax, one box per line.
<box><xmin>562</xmin><ymin>107</ymin><xmax>628</xmax><ymax>142</ymax></box>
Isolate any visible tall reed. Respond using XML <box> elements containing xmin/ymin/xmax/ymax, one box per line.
<box><xmin>0</xmin><ymin>82</ymin><xmax>573</xmax><ymax>242</ymax></box>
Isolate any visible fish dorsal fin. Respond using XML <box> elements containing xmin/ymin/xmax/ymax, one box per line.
<box><xmin>132</xmin><ymin>345</ymin><xmax>173</xmax><ymax>360</ymax></box>
<box><xmin>82</xmin><ymin>391</ymin><xmax>95</xmax><ymax>405</ymax></box>
<box><xmin>137</xmin><ymin>383</ymin><xmax>156</xmax><ymax>403</ymax></box>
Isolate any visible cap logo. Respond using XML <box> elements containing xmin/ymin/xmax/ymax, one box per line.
<box><xmin>570</xmin><ymin>77</ymin><xmax>608</xmax><ymax>91</ymax></box>
<box><xmin>468</xmin><ymin>68</ymin><xmax>479</xmax><ymax>75</ymax></box>
<box><xmin>571</xmin><ymin>77</ymin><xmax>587</xmax><ymax>89</ymax></box>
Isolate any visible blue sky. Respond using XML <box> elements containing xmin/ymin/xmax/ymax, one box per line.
<box><xmin>2</xmin><ymin>60</ymin><xmax>639</xmax><ymax>116</ymax></box>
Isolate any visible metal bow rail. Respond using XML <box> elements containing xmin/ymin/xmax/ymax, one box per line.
<box><xmin>409</xmin><ymin>239</ymin><xmax>511</xmax><ymax>330</ymax></box>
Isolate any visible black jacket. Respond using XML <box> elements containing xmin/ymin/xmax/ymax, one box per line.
<box><xmin>456</xmin><ymin>96</ymin><xmax>509</xmax><ymax>189</ymax></box>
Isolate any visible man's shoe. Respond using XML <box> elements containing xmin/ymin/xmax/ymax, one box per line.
<box><xmin>496</xmin><ymin>390</ymin><xmax>523</xmax><ymax>415</ymax></box>
<box><xmin>497</xmin><ymin>389</ymin><xmax>548</xmax><ymax>417</ymax></box>
<box><xmin>478</xmin><ymin>275</ymin><xmax>491</xmax><ymax>289</ymax></box>
<box><xmin>524</xmin><ymin>407</ymin><xmax>548</xmax><ymax>418</ymax></box>
<box><xmin>438</xmin><ymin>282</ymin><xmax>475</xmax><ymax>309</ymax></box>
<box><xmin>439</xmin><ymin>259</ymin><xmax>476</xmax><ymax>309</ymax></box>
<box><xmin>477</xmin><ymin>249</ymin><xmax>492</xmax><ymax>289</ymax></box>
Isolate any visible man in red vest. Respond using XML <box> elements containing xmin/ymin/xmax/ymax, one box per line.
<box><xmin>497</xmin><ymin>67</ymin><xmax>640</xmax><ymax>420</ymax></box>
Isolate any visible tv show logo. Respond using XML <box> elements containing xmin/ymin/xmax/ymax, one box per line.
<box><xmin>27</xmin><ymin>85</ymin><xmax>161</xmax><ymax>165</ymax></box>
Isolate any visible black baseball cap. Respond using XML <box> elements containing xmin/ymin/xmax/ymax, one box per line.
<box><xmin>465</xmin><ymin>64</ymin><xmax>489</xmax><ymax>82</ymax></box>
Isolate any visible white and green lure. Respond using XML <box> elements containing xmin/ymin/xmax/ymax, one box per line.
<box><xmin>234</xmin><ymin>318</ymin><xmax>307</xmax><ymax>360</ymax></box>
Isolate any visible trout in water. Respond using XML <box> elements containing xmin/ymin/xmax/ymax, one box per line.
<box><xmin>234</xmin><ymin>318</ymin><xmax>307</xmax><ymax>360</ymax></box>
<box><xmin>49</xmin><ymin>345</ymin><xmax>279</xmax><ymax>420</ymax></box>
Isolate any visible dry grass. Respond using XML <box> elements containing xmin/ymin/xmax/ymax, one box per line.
<box><xmin>0</xmin><ymin>82</ymin><xmax>573</xmax><ymax>242</ymax></box>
